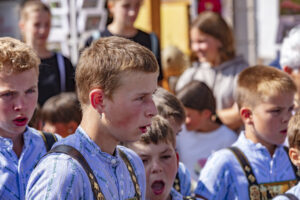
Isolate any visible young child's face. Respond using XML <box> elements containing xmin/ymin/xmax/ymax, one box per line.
<box><xmin>184</xmin><ymin>107</ymin><xmax>207</xmax><ymax>132</ymax></box>
<box><xmin>21</xmin><ymin>10</ymin><xmax>51</xmax><ymax>47</ymax></box>
<box><xmin>109</xmin><ymin>0</ymin><xmax>142</xmax><ymax>28</ymax></box>
<box><xmin>103</xmin><ymin>71</ymin><xmax>158</xmax><ymax>142</ymax></box>
<box><xmin>247</xmin><ymin>92</ymin><xmax>295</xmax><ymax>149</ymax></box>
<box><xmin>0</xmin><ymin>68</ymin><xmax>38</xmax><ymax>138</ymax></box>
<box><xmin>190</xmin><ymin>27</ymin><xmax>221</xmax><ymax>66</ymax></box>
<box><xmin>130</xmin><ymin>141</ymin><xmax>178</xmax><ymax>200</ymax></box>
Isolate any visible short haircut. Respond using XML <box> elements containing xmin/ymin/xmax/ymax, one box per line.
<box><xmin>76</xmin><ymin>36</ymin><xmax>158</xmax><ymax>108</ymax></box>
<box><xmin>41</xmin><ymin>92</ymin><xmax>82</xmax><ymax>124</ymax></box>
<box><xmin>0</xmin><ymin>37</ymin><xmax>40</xmax><ymax>75</ymax></box>
<box><xmin>176</xmin><ymin>80</ymin><xmax>216</xmax><ymax>113</ymax></box>
<box><xmin>236</xmin><ymin>65</ymin><xmax>296</xmax><ymax>109</ymax></box>
<box><xmin>191</xmin><ymin>11</ymin><xmax>235</xmax><ymax>63</ymax></box>
<box><xmin>153</xmin><ymin>87</ymin><xmax>186</xmax><ymax>125</ymax></box>
<box><xmin>280</xmin><ymin>25</ymin><xmax>300</xmax><ymax>69</ymax></box>
<box><xmin>288</xmin><ymin>110</ymin><xmax>300</xmax><ymax>149</ymax></box>
<box><xmin>20</xmin><ymin>0</ymin><xmax>51</xmax><ymax>21</ymax></box>
<box><xmin>139</xmin><ymin>115</ymin><xmax>176</xmax><ymax>148</ymax></box>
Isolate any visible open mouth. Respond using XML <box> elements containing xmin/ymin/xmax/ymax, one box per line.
<box><xmin>151</xmin><ymin>180</ymin><xmax>165</xmax><ymax>195</ymax></box>
<box><xmin>139</xmin><ymin>125</ymin><xmax>150</xmax><ymax>133</ymax></box>
<box><xmin>280</xmin><ymin>129</ymin><xmax>287</xmax><ymax>135</ymax></box>
<box><xmin>13</xmin><ymin>117</ymin><xmax>28</xmax><ymax>126</ymax></box>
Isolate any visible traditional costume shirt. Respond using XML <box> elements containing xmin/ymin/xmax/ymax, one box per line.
<box><xmin>273</xmin><ymin>182</ymin><xmax>300</xmax><ymax>200</ymax></box>
<box><xmin>26</xmin><ymin>126</ymin><xmax>146</xmax><ymax>200</ymax></box>
<box><xmin>170</xmin><ymin>187</ymin><xmax>185</xmax><ymax>200</ymax></box>
<box><xmin>175</xmin><ymin>162</ymin><xmax>192</xmax><ymax>196</ymax></box>
<box><xmin>195</xmin><ymin>131</ymin><xmax>298</xmax><ymax>200</ymax></box>
<box><xmin>0</xmin><ymin>127</ymin><xmax>59</xmax><ymax>200</ymax></box>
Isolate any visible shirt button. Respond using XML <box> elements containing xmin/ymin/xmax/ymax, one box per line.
<box><xmin>120</xmin><ymin>189</ymin><xmax>124</xmax><ymax>195</ymax></box>
<box><xmin>111</xmin><ymin>159</ymin><xmax>117</xmax><ymax>164</ymax></box>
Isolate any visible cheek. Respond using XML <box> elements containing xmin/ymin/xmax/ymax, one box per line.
<box><xmin>110</xmin><ymin>104</ymin><xmax>142</xmax><ymax>127</ymax></box>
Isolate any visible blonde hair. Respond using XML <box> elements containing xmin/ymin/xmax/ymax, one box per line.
<box><xmin>76</xmin><ymin>36</ymin><xmax>158</xmax><ymax>108</ymax></box>
<box><xmin>288</xmin><ymin>111</ymin><xmax>300</xmax><ymax>149</ymax></box>
<box><xmin>20</xmin><ymin>0</ymin><xmax>51</xmax><ymax>21</ymax></box>
<box><xmin>236</xmin><ymin>65</ymin><xmax>296</xmax><ymax>109</ymax></box>
<box><xmin>0</xmin><ymin>37</ymin><xmax>40</xmax><ymax>75</ymax></box>
<box><xmin>191</xmin><ymin>11</ymin><xmax>235</xmax><ymax>63</ymax></box>
<box><xmin>139</xmin><ymin>115</ymin><xmax>176</xmax><ymax>148</ymax></box>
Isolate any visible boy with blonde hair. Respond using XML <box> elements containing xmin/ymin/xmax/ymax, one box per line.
<box><xmin>0</xmin><ymin>37</ymin><xmax>58</xmax><ymax>200</ymax></box>
<box><xmin>127</xmin><ymin>115</ymin><xmax>186</xmax><ymax>200</ymax></box>
<box><xmin>195</xmin><ymin>65</ymin><xmax>299</xmax><ymax>199</ymax></box>
<box><xmin>26</xmin><ymin>36</ymin><xmax>159</xmax><ymax>199</ymax></box>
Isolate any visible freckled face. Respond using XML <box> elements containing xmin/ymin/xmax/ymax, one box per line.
<box><xmin>0</xmin><ymin>68</ymin><xmax>38</xmax><ymax>139</ymax></box>
<box><xmin>102</xmin><ymin>71</ymin><xmax>158</xmax><ymax>143</ymax></box>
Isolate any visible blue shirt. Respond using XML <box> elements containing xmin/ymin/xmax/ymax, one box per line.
<box><xmin>195</xmin><ymin>131</ymin><xmax>297</xmax><ymax>200</ymax></box>
<box><xmin>26</xmin><ymin>126</ymin><xmax>146</xmax><ymax>200</ymax></box>
<box><xmin>177</xmin><ymin>162</ymin><xmax>192</xmax><ymax>196</ymax></box>
<box><xmin>273</xmin><ymin>182</ymin><xmax>300</xmax><ymax>199</ymax></box>
<box><xmin>170</xmin><ymin>187</ymin><xmax>184</xmax><ymax>200</ymax></box>
<box><xmin>0</xmin><ymin>127</ymin><xmax>57</xmax><ymax>200</ymax></box>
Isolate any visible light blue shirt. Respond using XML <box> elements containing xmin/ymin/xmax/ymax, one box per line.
<box><xmin>26</xmin><ymin>126</ymin><xmax>146</xmax><ymax>200</ymax></box>
<box><xmin>195</xmin><ymin>131</ymin><xmax>297</xmax><ymax>200</ymax></box>
<box><xmin>170</xmin><ymin>187</ymin><xmax>184</xmax><ymax>200</ymax></box>
<box><xmin>0</xmin><ymin>127</ymin><xmax>57</xmax><ymax>200</ymax></box>
<box><xmin>177</xmin><ymin>162</ymin><xmax>192</xmax><ymax>196</ymax></box>
<box><xmin>273</xmin><ymin>182</ymin><xmax>300</xmax><ymax>199</ymax></box>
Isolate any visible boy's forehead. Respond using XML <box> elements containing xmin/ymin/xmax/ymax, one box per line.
<box><xmin>131</xmin><ymin>141</ymin><xmax>174</xmax><ymax>154</ymax></box>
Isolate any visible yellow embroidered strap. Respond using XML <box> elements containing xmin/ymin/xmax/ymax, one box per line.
<box><xmin>48</xmin><ymin>145</ymin><xmax>105</xmax><ymax>200</ymax></box>
<box><xmin>228</xmin><ymin>147</ymin><xmax>298</xmax><ymax>200</ymax></box>
<box><xmin>173</xmin><ymin>173</ymin><xmax>181</xmax><ymax>192</ymax></box>
<box><xmin>118</xmin><ymin>149</ymin><xmax>142</xmax><ymax>200</ymax></box>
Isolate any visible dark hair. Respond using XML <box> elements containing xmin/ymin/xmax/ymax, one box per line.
<box><xmin>191</xmin><ymin>11</ymin><xmax>235</xmax><ymax>63</ymax></box>
<box><xmin>41</xmin><ymin>92</ymin><xmax>82</xmax><ymax>124</ymax></box>
<box><xmin>176</xmin><ymin>80</ymin><xmax>222</xmax><ymax>124</ymax></box>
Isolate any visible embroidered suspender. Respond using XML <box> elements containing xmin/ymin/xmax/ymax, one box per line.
<box><xmin>228</xmin><ymin>147</ymin><xmax>298</xmax><ymax>200</ymax></box>
<box><xmin>39</xmin><ymin>131</ymin><xmax>58</xmax><ymax>151</ymax></box>
<box><xmin>48</xmin><ymin>145</ymin><xmax>141</xmax><ymax>200</ymax></box>
<box><xmin>173</xmin><ymin>172</ymin><xmax>181</xmax><ymax>192</ymax></box>
<box><xmin>118</xmin><ymin>149</ymin><xmax>142</xmax><ymax>200</ymax></box>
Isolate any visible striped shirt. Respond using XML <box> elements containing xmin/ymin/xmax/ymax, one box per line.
<box><xmin>177</xmin><ymin>162</ymin><xmax>192</xmax><ymax>196</ymax></box>
<box><xmin>26</xmin><ymin>126</ymin><xmax>146</xmax><ymax>200</ymax></box>
<box><xmin>195</xmin><ymin>131</ymin><xmax>297</xmax><ymax>200</ymax></box>
<box><xmin>0</xmin><ymin>127</ymin><xmax>56</xmax><ymax>200</ymax></box>
<box><xmin>273</xmin><ymin>182</ymin><xmax>300</xmax><ymax>200</ymax></box>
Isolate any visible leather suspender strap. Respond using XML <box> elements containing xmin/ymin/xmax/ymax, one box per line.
<box><xmin>49</xmin><ymin>145</ymin><xmax>105</xmax><ymax>200</ymax></box>
<box><xmin>118</xmin><ymin>149</ymin><xmax>142</xmax><ymax>200</ymax></box>
<box><xmin>283</xmin><ymin>146</ymin><xmax>300</xmax><ymax>180</ymax></box>
<box><xmin>39</xmin><ymin>131</ymin><xmax>58</xmax><ymax>151</ymax></box>
<box><xmin>228</xmin><ymin>147</ymin><xmax>258</xmax><ymax>185</ymax></box>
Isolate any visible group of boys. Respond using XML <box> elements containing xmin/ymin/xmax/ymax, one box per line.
<box><xmin>1</xmin><ymin>35</ymin><xmax>300</xmax><ymax>200</ymax></box>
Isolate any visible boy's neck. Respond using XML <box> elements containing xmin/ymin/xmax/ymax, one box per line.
<box><xmin>108</xmin><ymin>23</ymin><xmax>138</xmax><ymax>38</ymax></box>
<box><xmin>244</xmin><ymin>128</ymin><xmax>277</xmax><ymax>156</ymax></box>
<box><xmin>80</xmin><ymin>107</ymin><xmax>118</xmax><ymax>155</ymax></box>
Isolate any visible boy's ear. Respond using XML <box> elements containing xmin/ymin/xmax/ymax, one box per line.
<box><xmin>289</xmin><ymin>147</ymin><xmax>300</xmax><ymax>167</ymax></box>
<box><xmin>240</xmin><ymin>107</ymin><xmax>253</xmax><ymax>124</ymax></box>
<box><xmin>283</xmin><ymin>66</ymin><xmax>293</xmax><ymax>74</ymax></box>
<box><xmin>89</xmin><ymin>88</ymin><xmax>104</xmax><ymax>113</ymax></box>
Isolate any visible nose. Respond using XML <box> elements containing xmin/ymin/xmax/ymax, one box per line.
<box><xmin>151</xmin><ymin>159</ymin><xmax>163</xmax><ymax>174</ymax></box>
<box><xmin>13</xmin><ymin>97</ymin><xmax>25</xmax><ymax>111</ymax></box>
<box><xmin>146</xmin><ymin>99</ymin><xmax>158</xmax><ymax>118</ymax></box>
<box><xmin>282</xmin><ymin>110</ymin><xmax>293</xmax><ymax>123</ymax></box>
